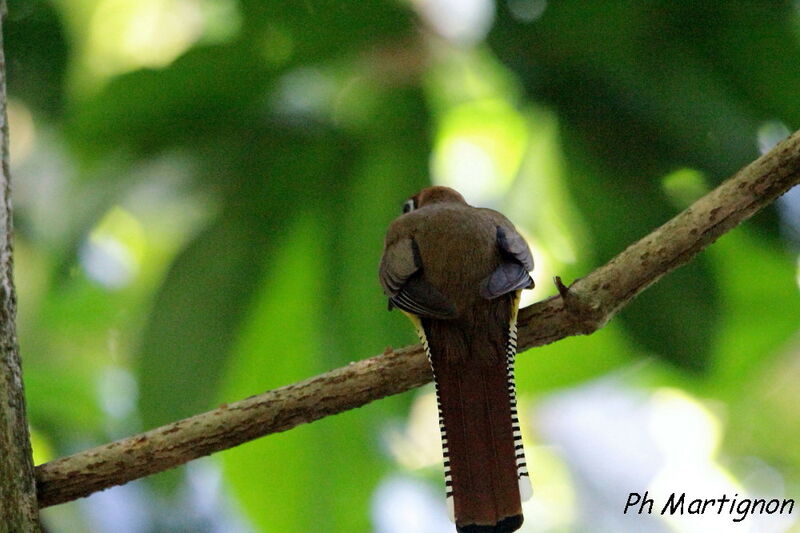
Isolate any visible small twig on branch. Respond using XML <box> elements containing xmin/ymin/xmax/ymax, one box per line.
<box><xmin>35</xmin><ymin>130</ymin><xmax>800</xmax><ymax>508</ymax></box>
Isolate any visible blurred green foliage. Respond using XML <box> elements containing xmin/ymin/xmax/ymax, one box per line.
<box><xmin>5</xmin><ymin>0</ymin><xmax>800</xmax><ymax>532</ymax></box>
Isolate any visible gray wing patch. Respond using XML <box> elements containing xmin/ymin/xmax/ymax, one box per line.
<box><xmin>480</xmin><ymin>226</ymin><xmax>534</xmax><ymax>300</ymax></box>
<box><xmin>380</xmin><ymin>237</ymin><xmax>457</xmax><ymax>319</ymax></box>
<box><xmin>497</xmin><ymin>225</ymin><xmax>533</xmax><ymax>271</ymax></box>
<box><xmin>379</xmin><ymin>237</ymin><xmax>420</xmax><ymax>296</ymax></box>
<box><xmin>480</xmin><ymin>263</ymin><xmax>532</xmax><ymax>299</ymax></box>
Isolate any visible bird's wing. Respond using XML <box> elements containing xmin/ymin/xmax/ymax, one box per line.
<box><xmin>379</xmin><ymin>236</ymin><xmax>419</xmax><ymax>296</ymax></box>
<box><xmin>379</xmin><ymin>237</ymin><xmax>456</xmax><ymax>319</ymax></box>
<box><xmin>497</xmin><ymin>224</ymin><xmax>534</xmax><ymax>271</ymax></box>
<box><xmin>480</xmin><ymin>225</ymin><xmax>534</xmax><ymax>299</ymax></box>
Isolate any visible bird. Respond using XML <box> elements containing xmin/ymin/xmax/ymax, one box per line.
<box><xmin>379</xmin><ymin>186</ymin><xmax>534</xmax><ymax>533</ymax></box>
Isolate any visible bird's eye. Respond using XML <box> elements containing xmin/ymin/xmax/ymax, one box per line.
<box><xmin>402</xmin><ymin>199</ymin><xmax>416</xmax><ymax>214</ymax></box>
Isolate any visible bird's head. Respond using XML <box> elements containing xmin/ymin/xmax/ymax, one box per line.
<box><xmin>401</xmin><ymin>186</ymin><xmax>467</xmax><ymax>214</ymax></box>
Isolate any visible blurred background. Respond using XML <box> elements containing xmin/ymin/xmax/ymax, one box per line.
<box><xmin>6</xmin><ymin>0</ymin><xmax>800</xmax><ymax>531</ymax></box>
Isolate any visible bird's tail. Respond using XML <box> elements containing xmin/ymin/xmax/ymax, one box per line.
<box><xmin>410</xmin><ymin>295</ymin><xmax>531</xmax><ymax>533</ymax></box>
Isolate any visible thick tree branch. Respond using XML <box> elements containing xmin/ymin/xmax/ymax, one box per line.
<box><xmin>35</xmin><ymin>130</ymin><xmax>800</xmax><ymax>508</ymax></box>
<box><xmin>0</xmin><ymin>2</ymin><xmax>42</xmax><ymax>530</ymax></box>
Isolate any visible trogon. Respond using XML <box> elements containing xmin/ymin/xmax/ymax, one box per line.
<box><xmin>379</xmin><ymin>186</ymin><xmax>534</xmax><ymax>533</ymax></box>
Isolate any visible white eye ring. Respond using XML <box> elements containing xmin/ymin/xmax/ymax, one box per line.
<box><xmin>402</xmin><ymin>199</ymin><xmax>416</xmax><ymax>214</ymax></box>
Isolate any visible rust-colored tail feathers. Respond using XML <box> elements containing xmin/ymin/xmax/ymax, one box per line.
<box><xmin>414</xmin><ymin>300</ymin><xmax>531</xmax><ymax>533</ymax></box>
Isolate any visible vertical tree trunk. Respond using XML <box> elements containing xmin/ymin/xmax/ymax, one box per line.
<box><xmin>0</xmin><ymin>1</ymin><xmax>42</xmax><ymax>531</ymax></box>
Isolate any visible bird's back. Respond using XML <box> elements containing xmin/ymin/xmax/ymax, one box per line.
<box><xmin>394</xmin><ymin>203</ymin><xmax>502</xmax><ymax>320</ymax></box>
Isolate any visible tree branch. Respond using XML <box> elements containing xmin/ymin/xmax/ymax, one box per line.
<box><xmin>35</xmin><ymin>129</ymin><xmax>800</xmax><ymax>508</ymax></box>
<box><xmin>0</xmin><ymin>2</ymin><xmax>42</xmax><ymax>529</ymax></box>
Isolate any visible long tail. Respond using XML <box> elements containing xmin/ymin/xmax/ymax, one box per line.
<box><xmin>409</xmin><ymin>296</ymin><xmax>531</xmax><ymax>533</ymax></box>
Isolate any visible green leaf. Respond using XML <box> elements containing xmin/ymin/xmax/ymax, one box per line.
<box><xmin>219</xmin><ymin>215</ymin><xmax>379</xmax><ymax>533</ymax></box>
<box><xmin>136</xmin><ymin>215</ymin><xmax>266</xmax><ymax>431</ymax></box>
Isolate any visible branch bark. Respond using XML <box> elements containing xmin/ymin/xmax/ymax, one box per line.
<box><xmin>0</xmin><ymin>2</ymin><xmax>43</xmax><ymax>530</ymax></box>
<box><xmin>35</xmin><ymin>129</ymin><xmax>800</xmax><ymax>508</ymax></box>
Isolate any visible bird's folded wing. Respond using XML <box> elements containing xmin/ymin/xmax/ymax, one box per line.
<box><xmin>497</xmin><ymin>225</ymin><xmax>534</xmax><ymax>271</ymax></box>
<box><xmin>380</xmin><ymin>237</ymin><xmax>456</xmax><ymax>319</ymax></box>
<box><xmin>480</xmin><ymin>226</ymin><xmax>534</xmax><ymax>299</ymax></box>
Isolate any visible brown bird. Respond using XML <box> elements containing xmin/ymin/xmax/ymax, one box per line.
<box><xmin>379</xmin><ymin>186</ymin><xmax>534</xmax><ymax>532</ymax></box>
